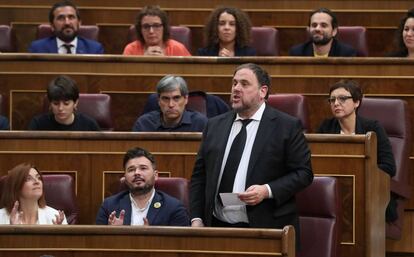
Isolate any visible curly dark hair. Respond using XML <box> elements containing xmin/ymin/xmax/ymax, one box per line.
<box><xmin>391</xmin><ymin>9</ymin><xmax>414</xmax><ymax>57</ymax></box>
<box><xmin>203</xmin><ymin>6</ymin><xmax>252</xmax><ymax>48</ymax></box>
<box><xmin>135</xmin><ymin>5</ymin><xmax>170</xmax><ymax>45</ymax></box>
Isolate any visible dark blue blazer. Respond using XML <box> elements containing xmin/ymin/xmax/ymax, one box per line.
<box><xmin>28</xmin><ymin>36</ymin><xmax>104</xmax><ymax>54</ymax></box>
<box><xmin>197</xmin><ymin>44</ymin><xmax>256</xmax><ymax>56</ymax></box>
<box><xmin>0</xmin><ymin>116</ymin><xmax>9</xmax><ymax>130</ymax></box>
<box><xmin>289</xmin><ymin>38</ymin><xmax>356</xmax><ymax>57</ymax></box>
<box><xmin>96</xmin><ymin>190</ymin><xmax>190</xmax><ymax>226</ymax></box>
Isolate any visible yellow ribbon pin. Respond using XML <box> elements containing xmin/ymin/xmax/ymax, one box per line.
<box><xmin>154</xmin><ymin>202</ymin><xmax>161</xmax><ymax>208</ymax></box>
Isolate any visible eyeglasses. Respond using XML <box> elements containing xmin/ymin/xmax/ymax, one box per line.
<box><xmin>327</xmin><ymin>96</ymin><xmax>353</xmax><ymax>104</ymax></box>
<box><xmin>141</xmin><ymin>23</ymin><xmax>163</xmax><ymax>31</ymax></box>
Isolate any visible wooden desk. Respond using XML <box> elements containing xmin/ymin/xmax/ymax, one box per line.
<box><xmin>0</xmin><ymin>131</ymin><xmax>390</xmax><ymax>257</ymax></box>
<box><xmin>0</xmin><ymin>225</ymin><xmax>295</xmax><ymax>257</ymax></box>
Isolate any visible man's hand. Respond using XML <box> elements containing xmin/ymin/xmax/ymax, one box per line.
<box><xmin>191</xmin><ymin>219</ymin><xmax>204</xmax><ymax>227</ymax></box>
<box><xmin>238</xmin><ymin>184</ymin><xmax>269</xmax><ymax>205</ymax></box>
<box><xmin>108</xmin><ymin>210</ymin><xmax>125</xmax><ymax>225</ymax></box>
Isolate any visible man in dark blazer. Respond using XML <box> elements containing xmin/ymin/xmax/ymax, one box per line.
<box><xmin>190</xmin><ymin>63</ymin><xmax>313</xmax><ymax>247</ymax></box>
<box><xmin>96</xmin><ymin>147</ymin><xmax>189</xmax><ymax>226</ymax></box>
<box><xmin>289</xmin><ymin>8</ymin><xmax>356</xmax><ymax>57</ymax></box>
<box><xmin>28</xmin><ymin>1</ymin><xmax>103</xmax><ymax>54</ymax></box>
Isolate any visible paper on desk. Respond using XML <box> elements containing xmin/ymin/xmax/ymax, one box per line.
<box><xmin>219</xmin><ymin>193</ymin><xmax>246</xmax><ymax>206</ymax></box>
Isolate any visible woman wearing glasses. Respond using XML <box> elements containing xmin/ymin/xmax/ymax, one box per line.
<box><xmin>317</xmin><ymin>80</ymin><xmax>397</xmax><ymax>222</ymax></box>
<box><xmin>0</xmin><ymin>163</ymin><xmax>67</xmax><ymax>224</ymax></box>
<box><xmin>123</xmin><ymin>5</ymin><xmax>191</xmax><ymax>56</ymax></box>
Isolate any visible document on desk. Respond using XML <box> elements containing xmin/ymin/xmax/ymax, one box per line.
<box><xmin>219</xmin><ymin>193</ymin><xmax>246</xmax><ymax>206</ymax></box>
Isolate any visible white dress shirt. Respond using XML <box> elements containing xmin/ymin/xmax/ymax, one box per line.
<box><xmin>130</xmin><ymin>189</ymin><xmax>155</xmax><ymax>225</ymax></box>
<box><xmin>214</xmin><ymin>102</ymin><xmax>272</xmax><ymax>224</ymax></box>
<box><xmin>57</xmin><ymin>37</ymin><xmax>78</xmax><ymax>54</ymax></box>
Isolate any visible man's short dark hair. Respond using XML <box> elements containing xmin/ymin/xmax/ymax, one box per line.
<box><xmin>47</xmin><ymin>75</ymin><xmax>79</xmax><ymax>102</ymax></box>
<box><xmin>234</xmin><ymin>63</ymin><xmax>271</xmax><ymax>99</ymax></box>
<box><xmin>309</xmin><ymin>8</ymin><xmax>338</xmax><ymax>29</ymax></box>
<box><xmin>123</xmin><ymin>147</ymin><xmax>156</xmax><ymax>170</ymax></box>
<box><xmin>49</xmin><ymin>1</ymin><xmax>81</xmax><ymax>23</ymax></box>
<box><xmin>135</xmin><ymin>5</ymin><xmax>170</xmax><ymax>45</ymax></box>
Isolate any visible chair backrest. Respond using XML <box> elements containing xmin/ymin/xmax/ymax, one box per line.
<box><xmin>42</xmin><ymin>174</ymin><xmax>79</xmax><ymax>224</ymax></box>
<box><xmin>251</xmin><ymin>27</ymin><xmax>279</xmax><ymax>56</ymax></box>
<box><xmin>43</xmin><ymin>93</ymin><xmax>114</xmax><ymax>130</ymax></box>
<box><xmin>142</xmin><ymin>91</ymin><xmax>229</xmax><ymax>118</ymax></box>
<box><xmin>127</xmin><ymin>25</ymin><xmax>192</xmax><ymax>52</ymax></box>
<box><xmin>267</xmin><ymin>94</ymin><xmax>311</xmax><ymax>132</ymax></box>
<box><xmin>358</xmin><ymin>97</ymin><xmax>411</xmax><ymax>239</ymax></box>
<box><xmin>0</xmin><ymin>25</ymin><xmax>14</xmax><ymax>52</ymax></box>
<box><xmin>296</xmin><ymin>176</ymin><xmax>341</xmax><ymax>257</ymax></box>
<box><xmin>119</xmin><ymin>177</ymin><xmax>189</xmax><ymax>210</ymax></box>
<box><xmin>358</xmin><ymin>98</ymin><xmax>411</xmax><ymax>192</ymax></box>
<box><xmin>37</xmin><ymin>24</ymin><xmax>99</xmax><ymax>41</ymax></box>
<box><xmin>336</xmin><ymin>26</ymin><xmax>368</xmax><ymax>57</ymax></box>
<box><xmin>0</xmin><ymin>174</ymin><xmax>79</xmax><ymax>224</ymax></box>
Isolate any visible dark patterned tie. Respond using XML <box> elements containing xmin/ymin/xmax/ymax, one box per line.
<box><xmin>218</xmin><ymin>119</ymin><xmax>253</xmax><ymax>195</ymax></box>
<box><xmin>63</xmin><ymin>44</ymin><xmax>73</xmax><ymax>54</ymax></box>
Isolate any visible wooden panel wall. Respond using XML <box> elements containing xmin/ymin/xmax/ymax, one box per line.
<box><xmin>0</xmin><ymin>56</ymin><xmax>412</xmax><ymax>254</ymax></box>
<box><xmin>0</xmin><ymin>132</ymin><xmax>388</xmax><ymax>257</ymax></box>
<box><xmin>0</xmin><ymin>0</ymin><xmax>413</xmax><ymax>9</ymax></box>
<box><xmin>0</xmin><ymin>225</ymin><xmax>296</xmax><ymax>257</ymax></box>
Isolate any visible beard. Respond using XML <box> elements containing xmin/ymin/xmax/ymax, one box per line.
<box><xmin>312</xmin><ymin>33</ymin><xmax>333</xmax><ymax>46</ymax></box>
<box><xmin>126</xmin><ymin>176</ymin><xmax>154</xmax><ymax>196</ymax></box>
<box><xmin>55</xmin><ymin>25</ymin><xmax>78</xmax><ymax>42</ymax></box>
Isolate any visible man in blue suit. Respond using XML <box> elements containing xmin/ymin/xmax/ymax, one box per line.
<box><xmin>96</xmin><ymin>147</ymin><xmax>189</xmax><ymax>226</ymax></box>
<box><xmin>28</xmin><ymin>1</ymin><xmax>103</xmax><ymax>54</ymax></box>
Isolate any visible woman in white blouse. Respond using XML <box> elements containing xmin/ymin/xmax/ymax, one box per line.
<box><xmin>0</xmin><ymin>163</ymin><xmax>67</xmax><ymax>224</ymax></box>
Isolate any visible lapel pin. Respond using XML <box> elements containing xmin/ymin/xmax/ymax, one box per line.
<box><xmin>154</xmin><ymin>202</ymin><xmax>161</xmax><ymax>208</ymax></box>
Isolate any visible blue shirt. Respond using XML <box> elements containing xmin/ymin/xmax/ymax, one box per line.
<box><xmin>132</xmin><ymin>110</ymin><xmax>207</xmax><ymax>132</ymax></box>
<box><xmin>0</xmin><ymin>116</ymin><xmax>9</xmax><ymax>130</ymax></box>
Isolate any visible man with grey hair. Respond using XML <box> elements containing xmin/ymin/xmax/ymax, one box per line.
<box><xmin>132</xmin><ymin>75</ymin><xmax>207</xmax><ymax>131</ymax></box>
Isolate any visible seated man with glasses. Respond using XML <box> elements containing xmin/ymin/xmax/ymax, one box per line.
<box><xmin>132</xmin><ymin>75</ymin><xmax>207</xmax><ymax>132</ymax></box>
<box><xmin>123</xmin><ymin>5</ymin><xmax>191</xmax><ymax>56</ymax></box>
<box><xmin>317</xmin><ymin>79</ymin><xmax>397</xmax><ymax>222</ymax></box>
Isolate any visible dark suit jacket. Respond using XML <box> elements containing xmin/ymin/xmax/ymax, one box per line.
<box><xmin>96</xmin><ymin>190</ymin><xmax>190</xmax><ymax>226</ymax></box>
<box><xmin>197</xmin><ymin>44</ymin><xmax>256</xmax><ymax>56</ymax></box>
<box><xmin>317</xmin><ymin>115</ymin><xmax>397</xmax><ymax>221</ymax></box>
<box><xmin>28</xmin><ymin>36</ymin><xmax>104</xmax><ymax>54</ymax></box>
<box><xmin>317</xmin><ymin>115</ymin><xmax>396</xmax><ymax>177</ymax></box>
<box><xmin>289</xmin><ymin>38</ymin><xmax>356</xmax><ymax>57</ymax></box>
<box><xmin>190</xmin><ymin>104</ymin><xmax>313</xmax><ymax>237</ymax></box>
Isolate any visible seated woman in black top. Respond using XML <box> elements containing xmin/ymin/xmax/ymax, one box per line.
<box><xmin>197</xmin><ymin>6</ymin><xmax>256</xmax><ymax>57</ymax></box>
<box><xmin>28</xmin><ymin>75</ymin><xmax>100</xmax><ymax>131</ymax></box>
<box><xmin>388</xmin><ymin>9</ymin><xmax>414</xmax><ymax>58</ymax></box>
<box><xmin>317</xmin><ymin>79</ymin><xmax>397</xmax><ymax>222</ymax></box>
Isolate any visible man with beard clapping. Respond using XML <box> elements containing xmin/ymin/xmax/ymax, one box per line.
<box><xmin>96</xmin><ymin>147</ymin><xmax>189</xmax><ymax>226</ymax></box>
